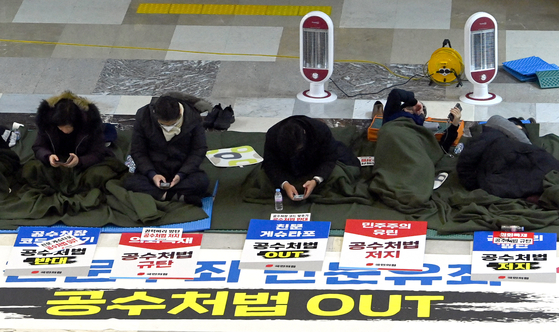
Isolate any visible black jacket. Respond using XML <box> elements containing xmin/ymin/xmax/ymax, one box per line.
<box><xmin>131</xmin><ymin>98</ymin><xmax>207</xmax><ymax>180</ymax></box>
<box><xmin>263</xmin><ymin>115</ymin><xmax>355</xmax><ymax>188</ymax></box>
<box><xmin>457</xmin><ymin>126</ymin><xmax>559</xmax><ymax>198</ymax></box>
<box><xmin>32</xmin><ymin>91</ymin><xmax>109</xmax><ymax>168</ymax></box>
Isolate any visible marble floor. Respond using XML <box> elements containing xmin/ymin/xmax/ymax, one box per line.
<box><xmin>1</xmin><ymin>0</ymin><xmax>559</xmax><ymax>330</ymax></box>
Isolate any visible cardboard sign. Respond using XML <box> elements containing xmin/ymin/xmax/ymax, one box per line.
<box><xmin>471</xmin><ymin>231</ymin><xmax>556</xmax><ymax>283</ymax></box>
<box><xmin>4</xmin><ymin>227</ymin><xmax>100</xmax><ymax>277</ymax></box>
<box><xmin>240</xmin><ymin>219</ymin><xmax>330</xmax><ymax>271</ymax></box>
<box><xmin>110</xmin><ymin>233</ymin><xmax>203</xmax><ymax>279</ymax></box>
<box><xmin>339</xmin><ymin>220</ymin><xmax>427</xmax><ymax>271</ymax></box>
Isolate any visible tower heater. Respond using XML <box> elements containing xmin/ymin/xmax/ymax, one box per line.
<box><xmin>297</xmin><ymin>11</ymin><xmax>337</xmax><ymax>103</ymax></box>
<box><xmin>460</xmin><ymin>12</ymin><xmax>502</xmax><ymax>105</ymax></box>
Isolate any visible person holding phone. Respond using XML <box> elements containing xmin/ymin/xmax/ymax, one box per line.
<box><xmin>262</xmin><ymin>115</ymin><xmax>360</xmax><ymax>201</ymax></box>
<box><xmin>381</xmin><ymin>88</ymin><xmax>462</xmax><ymax>153</ymax></box>
<box><xmin>123</xmin><ymin>93</ymin><xmax>210</xmax><ymax>207</ymax></box>
<box><xmin>370</xmin><ymin>88</ymin><xmax>463</xmax><ymax>213</ymax></box>
<box><xmin>23</xmin><ymin>91</ymin><xmax>120</xmax><ymax>195</ymax></box>
<box><xmin>32</xmin><ymin>91</ymin><xmax>109</xmax><ymax>170</ymax></box>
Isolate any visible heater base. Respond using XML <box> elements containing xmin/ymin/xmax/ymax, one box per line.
<box><xmin>297</xmin><ymin>90</ymin><xmax>337</xmax><ymax>103</ymax></box>
<box><xmin>460</xmin><ymin>92</ymin><xmax>502</xmax><ymax>106</ymax></box>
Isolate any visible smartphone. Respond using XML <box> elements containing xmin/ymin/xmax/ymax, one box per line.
<box><xmin>54</xmin><ymin>155</ymin><xmax>75</xmax><ymax>166</ymax></box>
<box><xmin>160</xmin><ymin>182</ymin><xmax>171</xmax><ymax>189</ymax></box>
<box><xmin>293</xmin><ymin>194</ymin><xmax>304</xmax><ymax>200</ymax></box>
<box><xmin>449</xmin><ymin>103</ymin><xmax>462</xmax><ymax>121</ymax></box>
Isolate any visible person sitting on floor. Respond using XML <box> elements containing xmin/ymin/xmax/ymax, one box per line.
<box><xmin>123</xmin><ymin>94</ymin><xmax>210</xmax><ymax>207</ymax></box>
<box><xmin>382</xmin><ymin>88</ymin><xmax>462</xmax><ymax>152</ymax></box>
<box><xmin>23</xmin><ymin>91</ymin><xmax>121</xmax><ymax>195</ymax></box>
<box><xmin>262</xmin><ymin>115</ymin><xmax>361</xmax><ymax>201</ymax></box>
<box><xmin>1</xmin><ymin>125</ymin><xmax>21</xmax><ymax>199</ymax></box>
<box><xmin>457</xmin><ymin>115</ymin><xmax>559</xmax><ymax>200</ymax></box>
<box><xmin>370</xmin><ymin>88</ymin><xmax>462</xmax><ymax>213</ymax></box>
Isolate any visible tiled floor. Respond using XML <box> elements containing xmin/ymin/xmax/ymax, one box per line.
<box><xmin>1</xmin><ymin>0</ymin><xmax>559</xmax><ymax>330</ymax></box>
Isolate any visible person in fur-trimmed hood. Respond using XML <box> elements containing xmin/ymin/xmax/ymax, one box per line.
<box><xmin>123</xmin><ymin>92</ymin><xmax>210</xmax><ymax>207</ymax></box>
<box><xmin>32</xmin><ymin>91</ymin><xmax>111</xmax><ymax>169</ymax></box>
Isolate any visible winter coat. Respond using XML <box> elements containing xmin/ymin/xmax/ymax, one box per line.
<box><xmin>457</xmin><ymin>126</ymin><xmax>559</xmax><ymax>198</ymax></box>
<box><xmin>32</xmin><ymin>91</ymin><xmax>110</xmax><ymax>169</ymax></box>
<box><xmin>131</xmin><ymin>96</ymin><xmax>207</xmax><ymax>180</ymax></box>
<box><xmin>263</xmin><ymin>115</ymin><xmax>357</xmax><ymax>188</ymax></box>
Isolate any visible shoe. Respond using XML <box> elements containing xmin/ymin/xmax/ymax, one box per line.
<box><xmin>372</xmin><ymin>101</ymin><xmax>383</xmax><ymax>119</ymax></box>
<box><xmin>433</xmin><ymin>172</ymin><xmax>448</xmax><ymax>190</ymax></box>
<box><xmin>182</xmin><ymin>195</ymin><xmax>203</xmax><ymax>207</ymax></box>
<box><xmin>213</xmin><ymin>105</ymin><xmax>235</xmax><ymax>130</ymax></box>
<box><xmin>204</xmin><ymin>104</ymin><xmax>222</xmax><ymax>129</ymax></box>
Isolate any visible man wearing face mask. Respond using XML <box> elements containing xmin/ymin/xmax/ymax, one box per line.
<box><xmin>369</xmin><ymin>88</ymin><xmax>462</xmax><ymax>212</ymax></box>
<box><xmin>124</xmin><ymin>94</ymin><xmax>209</xmax><ymax>207</ymax></box>
<box><xmin>382</xmin><ymin>88</ymin><xmax>461</xmax><ymax>153</ymax></box>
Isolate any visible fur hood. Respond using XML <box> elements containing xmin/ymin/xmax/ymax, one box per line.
<box><xmin>35</xmin><ymin>91</ymin><xmax>102</xmax><ymax>133</ymax></box>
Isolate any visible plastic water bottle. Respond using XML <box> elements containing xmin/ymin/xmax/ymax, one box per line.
<box><xmin>274</xmin><ymin>189</ymin><xmax>283</xmax><ymax>211</ymax></box>
<box><xmin>125</xmin><ymin>155</ymin><xmax>136</xmax><ymax>173</ymax></box>
<box><xmin>454</xmin><ymin>142</ymin><xmax>464</xmax><ymax>155</ymax></box>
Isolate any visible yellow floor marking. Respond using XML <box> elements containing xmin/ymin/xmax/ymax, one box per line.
<box><xmin>233</xmin><ymin>5</ymin><xmax>268</xmax><ymax>16</ymax></box>
<box><xmin>201</xmin><ymin>4</ymin><xmax>235</xmax><ymax>15</ymax></box>
<box><xmin>137</xmin><ymin>3</ymin><xmax>171</xmax><ymax>14</ymax></box>
<box><xmin>137</xmin><ymin>4</ymin><xmax>331</xmax><ymax>16</ymax></box>
<box><xmin>169</xmin><ymin>4</ymin><xmax>203</xmax><ymax>14</ymax></box>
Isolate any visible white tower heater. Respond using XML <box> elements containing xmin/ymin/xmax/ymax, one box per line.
<box><xmin>460</xmin><ymin>12</ymin><xmax>502</xmax><ymax>105</ymax></box>
<box><xmin>297</xmin><ymin>11</ymin><xmax>337</xmax><ymax>103</ymax></box>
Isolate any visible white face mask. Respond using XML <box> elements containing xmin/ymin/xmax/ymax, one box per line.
<box><xmin>160</xmin><ymin>123</ymin><xmax>178</xmax><ymax>132</ymax></box>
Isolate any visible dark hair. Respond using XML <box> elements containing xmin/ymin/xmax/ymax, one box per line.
<box><xmin>51</xmin><ymin>99</ymin><xmax>83</xmax><ymax>128</ymax></box>
<box><xmin>153</xmin><ymin>96</ymin><xmax>180</xmax><ymax>122</ymax></box>
<box><xmin>277</xmin><ymin>121</ymin><xmax>307</xmax><ymax>156</ymax></box>
<box><xmin>507</xmin><ymin>117</ymin><xmax>529</xmax><ymax>138</ymax></box>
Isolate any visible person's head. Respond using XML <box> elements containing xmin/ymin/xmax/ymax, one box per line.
<box><xmin>403</xmin><ymin>102</ymin><xmax>426</xmax><ymax>118</ymax></box>
<box><xmin>153</xmin><ymin>96</ymin><xmax>181</xmax><ymax>126</ymax></box>
<box><xmin>507</xmin><ymin>117</ymin><xmax>529</xmax><ymax>138</ymax></box>
<box><xmin>277</xmin><ymin>121</ymin><xmax>307</xmax><ymax>157</ymax></box>
<box><xmin>51</xmin><ymin>99</ymin><xmax>83</xmax><ymax>134</ymax></box>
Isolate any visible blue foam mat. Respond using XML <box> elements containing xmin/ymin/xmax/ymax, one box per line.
<box><xmin>502</xmin><ymin>65</ymin><xmax>538</xmax><ymax>82</ymax></box>
<box><xmin>0</xmin><ymin>182</ymin><xmax>218</xmax><ymax>234</ymax></box>
<box><xmin>503</xmin><ymin>56</ymin><xmax>558</xmax><ymax>76</ymax></box>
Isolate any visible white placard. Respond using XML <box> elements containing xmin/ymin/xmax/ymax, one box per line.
<box><xmin>358</xmin><ymin>156</ymin><xmax>375</xmax><ymax>166</ymax></box>
<box><xmin>141</xmin><ymin>228</ymin><xmax>183</xmax><ymax>242</ymax></box>
<box><xmin>37</xmin><ymin>234</ymin><xmax>84</xmax><ymax>253</ymax></box>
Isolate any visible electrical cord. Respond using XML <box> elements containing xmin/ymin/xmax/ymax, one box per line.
<box><xmin>329</xmin><ymin>73</ymin><xmax>427</xmax><ymax>98</ymax></box>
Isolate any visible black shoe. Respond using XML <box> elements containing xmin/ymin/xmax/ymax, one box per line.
<box><xmin>372</xmin><ymin>101</ymin><xmax>384</xmax><ymax>119</ymax></box>
<box><xmin>213</xmin><ymin>105</ymin><xmax>235</xmax><ymax>130</ymax></box>
<box><xmin>182</xmin><ymin>195</ymin><xmax>203</xmax><ymax>207</ymax></box>
<box><xmin>204</xmin><ymin>104</ymin><xmax>222</xmax><ymax>129</ymax></box>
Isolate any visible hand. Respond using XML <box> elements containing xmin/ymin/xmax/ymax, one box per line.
<box><xmin>49</xmin><ymin>154</ymin><xmax>60</xmax><ymax>167</ymax></box>
<box><xmin>449</xmin><ymin>107</ymin><xmax>462</xmax><ymax>126</ymax></box>
<box><xmin>303</xmin><ymin>179</ymin><xmax>317</xmax><ymax>199</ymax></box>
<box><xmin>170</xmin><ymin>174</ymin><xmax>181</xmax><ymax>188</ymax></box>
<box><xmin>413</xmin><ymin>101</ymin><xmax>425</xmax><ymax>116</ymax></box>
<box><xmin>62</xmin><ymin>153</ymin><xmax>79</xmax><ymax>168</ymax></box>
<box><xmin>282</xmin><ymin>182</ymin><xmax>299</xmax><ymax>201</ymax></box>
<box><xmin>152</xmin><ymin>174</ymin><xmax>167</xmax><ymax>188</ymax></box>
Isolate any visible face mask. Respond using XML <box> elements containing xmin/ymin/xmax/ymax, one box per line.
<box><xmin>160</xmin><ymin>123</ymin><xmax>177</xmax><ymax>132</ymax></box>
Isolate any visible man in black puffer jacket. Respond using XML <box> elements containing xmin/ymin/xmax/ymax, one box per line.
<box><xmin>124</xmin><ymin>94</ymin><xmax>210</xmax><ymax>206</ymax></box>
<box><xmin>457</xmin><ymin>115</ymin><xmax>559</xmax><ymax>199</ymax></box>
